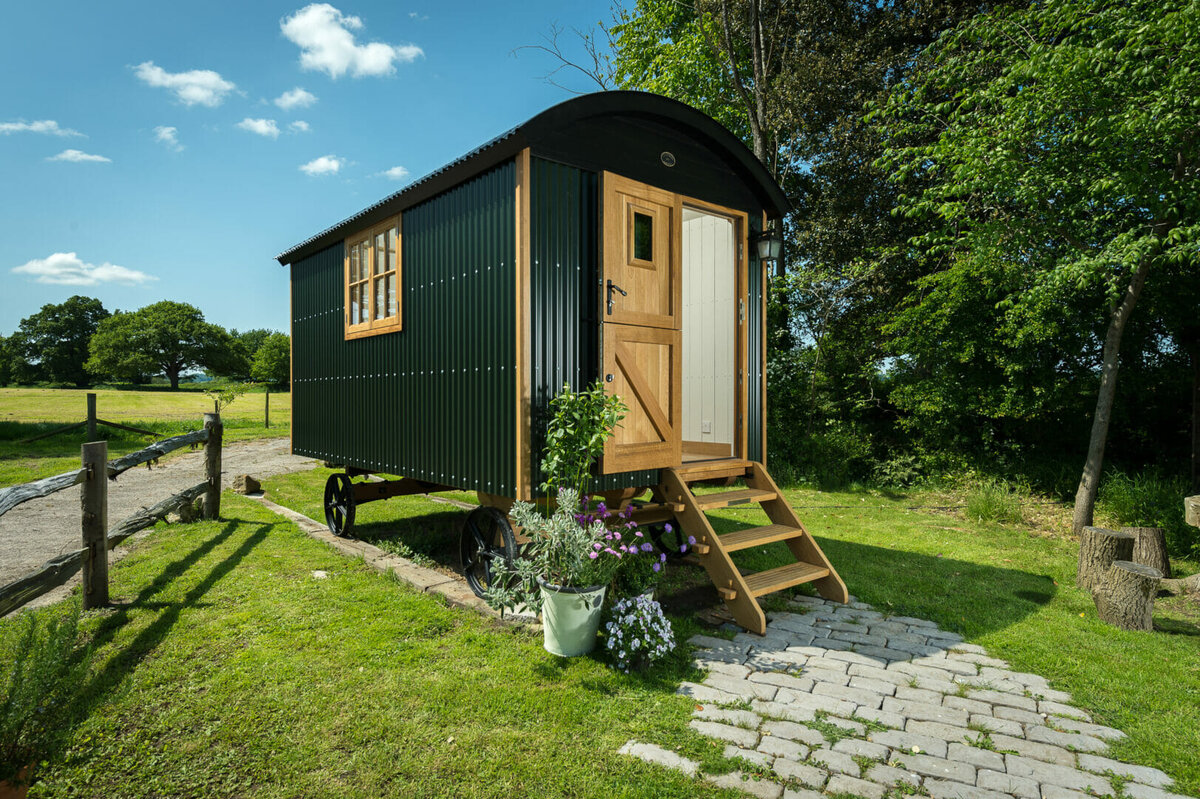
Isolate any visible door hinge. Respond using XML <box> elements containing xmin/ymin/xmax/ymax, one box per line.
<box><xmin>739</xmin><ymin>298</ymin><xmax>745</xmax><ymax>323</ymax></box>
<box><xmin>738</xmin><ymin>241</ymin><xmax>744</xmax><ymax>261</ymax></box>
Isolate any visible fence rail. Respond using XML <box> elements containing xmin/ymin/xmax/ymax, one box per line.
<box><xmin>0</xmin><ymin>413</ymin><xmax>223</xmax><ymax>616</ymax></box>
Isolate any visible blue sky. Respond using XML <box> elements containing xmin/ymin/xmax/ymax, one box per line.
<box><xmin>0</xmin><ymin>0</ymin><xmax>614</xmax><ymax>336</ymax></box>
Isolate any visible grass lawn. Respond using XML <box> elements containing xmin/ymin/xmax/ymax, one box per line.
<box><xmin>0</xmin><ymin>387</ymin><xmax>290</xmax><ymax>486</ymax></box>
<box><xmin>3</xmin><ymin>470</ymin><xmax>1198</xmax><ymax>797</ymax></box>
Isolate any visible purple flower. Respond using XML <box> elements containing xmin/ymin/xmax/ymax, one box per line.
<box><xmin>652</xmin><ymin>562</ymin><xmax>661</xmax><ymax>572</ymax></box>
<box><xmin>634</xmin><ymin>530</ymin><xmax>643</xmax><ymax>538</ymax></box>
<box><xmin>664</xmin><ymin>523</ymin><xmax>673</xmax><ymax>533</ymax></box>
<box><xmin>679</xmin><ymin>544</ymin><xmax>688</xmax><ymax>553</ymax></box>
<box><xmin>659</xmin><ymin>553</ymin><xmax>666</xmax><ymax>562</ymax></box>
<box><xmin>641</xmin><ymin>543</ymin><xmax>653</xmax><ymax>553</ymax></box>
<box><xmin>588</xmin><ymin>551</ymin><xmax>598</xmax><ymax>559</ymax></box>
<box><xmin>687</xmin><ymin>535</ymin><xmax>696</xmax><ymax>545</ymax></box>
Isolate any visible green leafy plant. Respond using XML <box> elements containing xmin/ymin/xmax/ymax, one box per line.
<box><xmin>203</xmin><ymin>381</ymin><xmax>251</xmax><ymax>413</ymax></box>
<box><xmin>603</xmin><ymin>595</ymin><xmax>676</xmax><ymax>672</ymax></box>
<box><xmin>964</xmin><ymin>478</ymin><xmax>1024</xmax><ymax>524</ymax></box>
<box><xmin>540</xmin><ymin>380</ymin><xmax>627</xmax><ymax>496</ymax></box>
<box><xmin>1</xmin><ymin>603</ymin><xmax>91</xmax><ymax>787</ymax></box>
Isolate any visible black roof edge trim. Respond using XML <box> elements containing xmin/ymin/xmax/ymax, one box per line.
<box><xmin>276</xmin><ymin>90</ymin><xmax>788</xmax><ymax>266</ymax></box>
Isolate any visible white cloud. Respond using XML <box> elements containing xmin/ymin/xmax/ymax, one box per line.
<box><xmin>275</xmin><ymin>87</ymin><xmax>317</xmax><ymax>109</ymax></box>
<box><xmin>0</xmin><ymin>119</ymin><xmax>82</xmax><ymax>137</ymax></box>
<box><xmin>154</xmin><ymin>125</ymin><xmax>183</xmax><ymax>151</ymax></box>
<box><xmin>280</xmin><ymin>4</ymin><xmax>424</xmax><ymax>78</ymax></box>
<box><xmin>47</xmin><ymin>149</ymin><xmax>111</xmax><ymax>163</ymax></box>
<box><xmin>381</xmin><ymin>166</ymin><xmax>409</xmax><ymax>181</ymax></box>
<box><xmin>289</xmin><ymin>120</ymin><xmax>310</xmax><ymax>132</ymax></box>
<box><xmin>12</xmin><ymin>252</ymin><xmax>155</xmax><ymax>286</ymax></box>
<box><xmin>134</xmin><ymin>61</ymin><xmax>236</xmax><ymax>107</ymax></box>
<box><xmin>300</xmin><ymin>155</ymin><xmax>343</xmax><ymax>175</ymax></box>
<box><xmin>238</xmin><ymin>118</ymin><xmax>281</xmax><ymax>138</ymax></box>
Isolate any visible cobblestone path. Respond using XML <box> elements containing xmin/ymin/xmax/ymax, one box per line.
<box><xmin>619</xmin><ymin>594</ymin><xmax>1193</xmax><ymax>799</ymax></box>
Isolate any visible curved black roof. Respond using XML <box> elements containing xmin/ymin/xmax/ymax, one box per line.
<box><xmin>277</xmin><ymin>90</ymin><xmax>789</xmax><ymax>265</ymax></box>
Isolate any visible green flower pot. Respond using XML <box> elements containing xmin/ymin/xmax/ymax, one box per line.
<box><xmin>538</xmin><ymin>580</ymin><xmax>606</xmax><ymax>657</ymax></box>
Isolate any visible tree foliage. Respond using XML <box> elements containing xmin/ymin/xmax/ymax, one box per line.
<box><xmin>8</xmin><ymin>296</ymin><xmax>109</xmax><ymax>387</ymax></box>
<box><xmin>250</xmin><ymin>332</ymin><xmax>290</xmax><ymax>387</ymax></box>
<box><xmin>86</xmin><ymin>301</ymin><xmax>234</xmax><ymax>390</ymax></box>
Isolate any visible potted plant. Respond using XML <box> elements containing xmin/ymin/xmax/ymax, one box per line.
<box><xmin>1</xmin><ymin>604</ymin><xmax>90</xmax><ymax>798</ymax></box>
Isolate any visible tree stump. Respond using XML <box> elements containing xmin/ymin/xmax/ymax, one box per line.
<box><xmin>1077</xmin><ymin>526</ymin><xmax>1135</xmax><ymax>593</ymax></box>
<box><xmin>1160</xmin><ymin>573</ymin><xmax>1200</xmax><ymax>596</ymax></box>
<box><xmin>1120</xmin><ymin>527</ymin><xmax>1171</xmax><ymax>579</ymax></box>
<box><xmin>1092</xmin><ymin>560</ymin><xmax>1162</xmax><ymax>631</ymax></box>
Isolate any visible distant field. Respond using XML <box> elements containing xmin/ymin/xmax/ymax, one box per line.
<box><xmin>0</xmin><ymin>387</ymin><xmax>290</xmax><ymax>486</ymax></box>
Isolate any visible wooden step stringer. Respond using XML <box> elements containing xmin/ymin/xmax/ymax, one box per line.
<box><xmin>658</xmin><ymin>460</ymin><xmax>848</xmax><ymax>635</ymax></box>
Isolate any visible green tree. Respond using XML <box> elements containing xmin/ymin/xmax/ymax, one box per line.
<box><xmin>0</xmin><ymin>335</ymin><xmax>13</xmax><ymax>387</ymax></box>
<box><xmin>876</xmin><ymin>0</ymin><xmax>1200</xmax><ymax>531</ymax></box>
<box><xmin>87</xmin><ymin>301</ymin><xmax>235</xmax><ymax>390</ymax></box>
<box><xmin>8</xmin><ymin>296</ymin><xmax>109</xmax><ymax>387</ymax></box>
<box><xmin>250</xmin><ymin>332</ymin><xmax>290</xmax><ymax>387</ymax></box>
<box><xmin>216</xmin><ymin>328</ymin><xmax>276</xmax><ymax>380</ymax></box>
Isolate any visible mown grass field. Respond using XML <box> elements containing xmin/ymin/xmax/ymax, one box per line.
<box><xmin>0</xmin><ymin>387</ymin><xmax>290</xmax><ymax>486</ymax></box>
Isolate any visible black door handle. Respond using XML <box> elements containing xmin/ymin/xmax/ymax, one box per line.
<box><xmin>606</xmin><ymin>280</ymin><xmax>627</xmax><ymax>315</ymax></box>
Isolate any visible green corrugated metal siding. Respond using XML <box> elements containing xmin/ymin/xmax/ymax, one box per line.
<box><xmin>291</xmin><ymin>162</ymin><xmax>517</xmax><ymax>494</ymax></box>
<box><xmin>529</xmin><ymin>157</ymin><xmax>660</xmax><ymax>494</ymax></box>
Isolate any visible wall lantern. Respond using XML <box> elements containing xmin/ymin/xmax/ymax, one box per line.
<box><xmin>754</xmin><ymin>227</ymin><xmax>784</xmax><ymax>265</ymax></box>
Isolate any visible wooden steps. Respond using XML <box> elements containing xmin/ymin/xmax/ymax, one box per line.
<box><xmin>657</xmin><ymin>460</ymin><xmax>848</xmax><ymax>635</ymax></box>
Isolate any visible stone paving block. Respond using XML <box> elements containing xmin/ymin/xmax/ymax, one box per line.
<box><xmin>906</xmin><ymin>720</ymin><xmax>976</xmax><ymax>743</ymax></box>
<box><xmin>758</xmin><ymin>735</ymin><xmax>810</xmax><ymax>762</ymax></box>
<box><xmin>869</xmin><ymin>620</ymin><xmax>913</xmax><ymax>635</ymax></box>
<box><xmin>752</xmin><ymin>699</ymin><xmax>818</xmax><ymax>724</ymax></box>
<box><xmin>1076</xmin><ymin>754</ymin><xmax>1174</xmax><ymax>789</ymax></box>
<box><xmin>803</xmin><ymin>668</ymin><xmax>852</xmax><ymax>687</ymax></box>
<box><xmin>818</xmin><ymin>620</ymin><xmax>863</xmax><ymax>633</ymax></box>
<box><xmin>882</xmin><ymin>629</ymin><xmax>930</xmax><ymax>645</ymax></box>
<box><xmin>1123</xmin><ymin>783</ymin><xmax>1196</xmax><ymax>799</ymax></box>
<box><xmin>678</xmin><ymin>681</ymin><xmax>744</xmax><ymax>705</ymax></box>
<box><xmin>852</xmin><ymin>706</ymin><xmax>907</xmax><ymax>730</ymax></box>
<box><xmin>705</xmin><ymin>771</ymin><xmax>783</xmax><ymax>799</ymax></box>
<box><xmin>947</xmin><ymin>742</ymin><xmax>1005</xmax><ymax>772</ymax></box>
<box><xmin>883</xmin><ymin>697</ymin><xmax>970</xmax><ymax>727</ymax></box>
<box><xmin>892</xmin><ymin>615</ymin><xmax>938</xmax><ymax>628</ymax></box>
<box><xmin>827</xmin><ymin>774</ymin><xmax>887</xmax><ymax>799</ymax></box>
<box><xmin>804</xmin><ymin>656</ymin><xmax>851</xmax><ymax>673</ymax></box>
<box><xmin>891</xmin><ymin>752</ymin><xmax>977</xmax><ymax>784</ymax></box>
<box><xmin>748</xmin><ymin>653</ymin><xmax>805</xmax><ymax>673</ymax></box>
<box><xmin>866</xmin><ymin>763</ymin><xmax>922</xmax><ymax>788</ymax></box>
<box><xmin>991</xmin><ymin>733</ymin><xmax>1076</xmax><ymax>767</ymax></box>
<box><xmin>788</xmin><ymin>645</ymin><xmax>833</xmax><ymax>659</ymax></box>
<box><xmin>917</xmin><ymin>657</ymin><xmax>977</xmax><ymax>677</ymax></box>
<box><xmin>849</xmin><ymin>675</ymin><xmax>899</xmax><ymax>697</ymax></box>
<box><xmin>694</xmin><ymin>706</ymin><xmax>762</xmax><ymax>729</ymax></box>
<box><xmin>810</xmin><ymin>748</ymin><xmax>862</xmax><ymax>777</ymax></box>
<box><xmin>817</xmin><ymin>636</ymin><xmax>856</xmax><ymax>651</ymax></box>
<box><xmin>965</xmin><ymin>689</ymin><xmax>1039</xmax><ymax>712</ymax></box>
<box><xmin>976</xmin><ymin>768</ymin><xmax>1039</xmax><ymax>799</ymax></box>
<box><xmin>1040</xmin><ymin>786</ymin><xmax>1093</xmax><ymax>799</ymax></box>
<box><xmin>947</xmin><ymin>652</ymin><xmax>1010</xmax><ymax>669</ymax></box>
<box><xmin>696</xmin><ymin>647</ymin><xmax>752</xmax><ymax>665</ymax></box>
<box><xmin>735</xmin><ymin>631</ymin><xmax>796</xmax><ymax>650</ymax></box>
<box><xmin>690</xmin><ymin>720</ymin><xmax>760</xmax><ymax>748</ymax></box>
<box><xmin>891</xmin><ymin>662</ymin><xmax>967</xmax><ymax>685</ymax></box>
<box><xmin>1004</xmin><ymin>754</ymin><xmax>1113</xmax><ymax>795</ymax></box>
<box><xmin>783</xmin><ymin>789</ymin><xmax>824</xmax><ymax>799</ymax></box>
<box><xmin>868</xmin><ymin>729</ymin><xmax>949</xmax><ymax>759</ymax></box>
<box><xmin>993</xmin><ymin>705</ymin><xmax>1047</xmax><ymax>725</ymax></box>
<box><xmin>1034</xmin><ymin>688</ymin><xmax>1072</xmax><ymax>704</ymax></box>
<box><xmin>762</xmin><ymin>719</ymin><xmax>828</xmax><ymax>747</ymax></box>
<box><xmin>1049</xmin><ymin>717</ymin><xmax>1126</xmax><ymax>742</ymax></box>
<box><xmin>1026</xmin><ymin>724</ymin><xmax>1107</xmax><ymax>753</ymax></box>
<box><xmin>773</xmin><ymin>757</ymin><xmax>830</xmax><ymax>788</ymax></box>
<box><xmin>691</xmin><ymin>634</ymin><xmax>751</xmax><ymax>653</ymax></box>
<box><xmin>1039</xmin><ymin>701</ymin><xmax>1090</xmax><ymax>721</ymax></box>
<box><xmin>789</xmin><ymin>691</ymin><xmax>857</xmax><ymax>718</ymax></box>
<box><xmin>923</xmin><ymin>628</ymin><xmax>965</xmax><ymax>643</ymax></box>
<box><xmin>826</xmin><ymin>649</ymin><xmax>889</xmax><ymax>668</ymax></box>
<box><xmin>1000</xmin><ymin>670</ymin><xmax>1051</xmax><ymax>689</ymax></box>
<box><xmin>725</xmin><ymin>744</ymin><xmax>774</xmax><ymax>769</ymax></box>
<box><xmin>831</xmin><ymin>630</ymin><xmax>890</xmax><ymax>648</ymax></box>
<box><xmin>832</xmin><ymin>737</ymin><xmax>889</xmax><ymax>761</ymax></box>
<box><xmin>751</xmin><ymin>671</ymin><xmax>817</xmax><ymax>693</ymax></box>
<box><xmin>943</xmin><ymin>696</ymin><xmax>993</xmax><ymax>716</ymax></box>
<box><xmin>618</xmin><ymin>740</ymin><xmax>699</xmax><ymax>776</ymax></box>
<box><xmin>849</xmin><ymin>663</ymin><xmax>911</xmax><ymax>685</ymax></box>
<box><xmin>912</xmin><ymin>675</ymin><xmax>962</xmax><ymax>694</ymax></box>
<box><xmin>947</xmin><ymin>643</ymin><xmax>988</xmax><ymax>655</ymax></box>
<box><xmin>855</xmin><ymin>645</ymin><xmax>914</xmax><ymax>662</ymax></box>
<box><xmin>885</xmin><ymin>640</ymin><xmax>946</xmax><ymax>658</ymax></box>
<box><xmin>706</xmin><ymin>674</ymin><xmax>779</xmax><ymax>701</ymax></box>
<box><xmin>789</xmin><ymin>594</ymin><xmax>828</xmax><ymax>608</ymax></box>
<box><xmin>968</xmin><ymin>714</ymin><xmax>1024</xmax><ymax>738</ymax></box>
<box><xmin>697</xmin><ymin>660</ymin><xmax>753</xmax><ymax>679</ymax></box>
<box><xmin>896</xmin><ymin>685</ymin><xmax>947</xmax><ymax>705</ymax></box>
<box><xmin>813</xmin><ymin>680</ymin><xmax>885</xmax><ymax>709</ymax></box>
<box><xmin>924</xmin><ymin>778</ymin><xmax>1011</xmax><ymax>799</ymax></box>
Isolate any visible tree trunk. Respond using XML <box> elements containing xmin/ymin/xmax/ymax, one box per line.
<box><xmin>1077</xmin><ymin>526</ymin><xmax>1135</xmax><ymax>593</ymax></box>
<box><xmin>1160</xmin><ymin>572</ymin><xmax>1200</xmax><ymax>596</ymax></box>
<box><xmin>167</xmin><ymin>368</ymin><xmax>181</xmax><ymax>390</ymax></box>
<box><xmin>1071</xmin><ymin>258</ymin><xmax>1151</xmax><ymax>535</ymax></box>
<box><xmin>1192</xmin><ymin>349</ymin><xmax>1200</xmax><ymax>493</ymax></box>
<box><xmin>1092</xmin><ymin>560</ymin><xmax>1161</xmax><ymax>631</ymax></box>
<box><xmin>1121</xmin><ymin>526</ymin><xmax>1171</xmax><ymax>579</ymax></box>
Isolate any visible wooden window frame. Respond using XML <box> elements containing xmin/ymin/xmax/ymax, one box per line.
<box><xmin>344</xmin><ymin>215</ymin><xmax>403</xmax><ymax>340</ymax></box>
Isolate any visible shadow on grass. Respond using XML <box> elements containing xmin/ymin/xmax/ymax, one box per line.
<box><xmin>349</xmin><ymin>508</ymin><xmax>463</xmax><ymax>568</ymax></box>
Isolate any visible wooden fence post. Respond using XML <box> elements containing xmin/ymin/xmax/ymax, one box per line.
<box><xmin>203</xmin><ymin>413</ymin><xmax>223</xmax><ymax>520</ymax></box>
<box><xmin>86</xmin><ymin>393</ymin><xmax>97</xmax><ymax>441</ymax></box>
<box><xmin>265</xmin><ymin>386</ymin><xmax>270</xmax><ymax>429</ymax></box>
<box><xmin>81</xmin><ymin>441</ymin><xmax>108</xmax><ymax>609</ymax></box>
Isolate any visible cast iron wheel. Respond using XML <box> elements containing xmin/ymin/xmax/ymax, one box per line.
<box><xmin>323</xmin><ymin>472</ymin><xmax>356</xmax><ymax>538</ymax></box>
<box><xmin>460</xmin><ymin>506</ymin><xmax>517</xmax><ymax>598</ymax></box>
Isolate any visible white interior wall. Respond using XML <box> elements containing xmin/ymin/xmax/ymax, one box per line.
<box><xmin>681</xmin><ymin>209</ymin><xmax>736</xmax><ymax>446</ymax></box>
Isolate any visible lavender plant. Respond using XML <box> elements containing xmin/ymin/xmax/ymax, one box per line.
<box><xmin>604</xmin><ymin>595</ymin><xmax>676</xmax><ymax>672</ymax></box>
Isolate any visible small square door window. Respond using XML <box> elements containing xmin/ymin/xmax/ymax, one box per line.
<box><xmin>633</xmin><ymin>212</ymin><xmax>653</xmax><ymax>261</ymax></box>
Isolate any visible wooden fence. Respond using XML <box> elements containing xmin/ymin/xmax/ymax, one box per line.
<box><xmin>0</xmin><ymin>413</ymin><xmax>224</xmax><ymax>616</ymax></box>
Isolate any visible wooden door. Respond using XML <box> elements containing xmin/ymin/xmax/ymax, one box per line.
<box><xmin>600</xmin><ymin>173</ymin><xmax>682</xmax><ymax>473</ymax></box>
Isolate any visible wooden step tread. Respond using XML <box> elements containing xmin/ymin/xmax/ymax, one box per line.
<box><xmin>743</xmin><ymin>562</ymin><xmax>831</xmax><ymax>597</ymax></box>
<box><xmin>673</xmin><ymin>459</ymin><xmax>751</xmax><ymax>482</ymax></box>
<box><xmin>718</xmin><ymin>524</ymin><xmax>802</xmax><ymax>553</ymax></box>
<box><xmin>693</xmin><ymin>488</ymin><xmax>776</xmax><ymax>510</ymax></box>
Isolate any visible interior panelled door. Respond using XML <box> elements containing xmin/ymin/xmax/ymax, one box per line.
<box><xmin>600</xmin><ymin>172</ymin><xmax>683</xmax><ymax>474</ymax></box>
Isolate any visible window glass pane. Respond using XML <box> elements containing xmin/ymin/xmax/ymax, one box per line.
<box><xmin>374</xmin><ymin>233</ymin><xmax>386</xmax><ymax>274</ymax></box>
<box><xmin>361</xmin><ymin>284</ymin><xmax>370</xmax><ymax>323</ymax></box>
<box><xmin>633</xmin><ymin>212</ymin><xmax>653</xmax><ymax>261</ymax></box>
<box><xmin>388</xmin><ymin>225</ymin><xmax>398</xmax><ymax>272</ymax></box>
<box><xmin>350</xmin><ymin>245</ymin><xmax>359</xmax><ymax>282</ymax></box>
<box><xmin>387</xmin><ymin>274</ymin><xmax>397</xmax><ymax>316</ymax></box>
<box><xmin>351</xmin><ymin>286</ymin><xmax>360</xmax><ymax>323</ymax></box>
<box><xmin>374</xmin><ymin>277</ymin><xmax>385</xmax><ymax>319</ymax></box>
